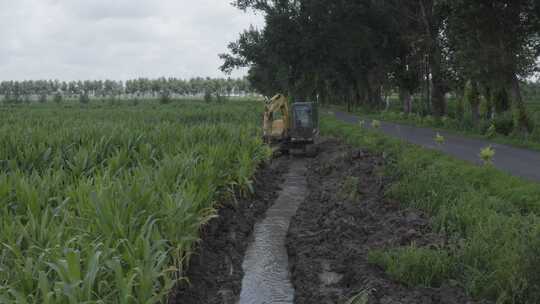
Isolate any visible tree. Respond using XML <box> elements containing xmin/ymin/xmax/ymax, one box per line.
<box><xmin>445</xmin><ymin>0</ymin><xmax>539</xmax><ymax>131</ymax></box>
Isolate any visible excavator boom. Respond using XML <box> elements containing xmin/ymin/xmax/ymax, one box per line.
<box><xmin>263</xmin><ymin>94</ymin><xmax>290</xmax><ymax>142</ymax></box>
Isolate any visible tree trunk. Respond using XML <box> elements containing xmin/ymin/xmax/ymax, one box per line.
<box><xmin>373</xmin><ymin>85</ymin><xmax>383</xmax><ymax>107</ymax></box>
<box><xmin>419</xmin><ymin>0</ymin><xmax>446</xmax><ymax>117</ymax></box>
<box><xmin>399</xmin><ymin>87</ymin><xmax>413</xmax><ymax>113</ymax></box>
<box><xmin>484</xmin><ymin>85</ymin><xmax>493</xmax><ymax>119</ymax></box>
<box><xmin>509</xmin><ymin>74</ymin><xmax>530</xmax><ymax>133</ymax></box>
<box><xmin>471</xmin><ymin>102</ymin><xmax>480</xmax><ymax>126</ymax></box>
<box><xmin>469</xmin><ymin>81</ymin><xmax>480</xmax><ymax>127</ymax></box>
<box><xmin>455</xmin><ymin>88</ymin><xmax>465</xmax><ymax>119</ymax></box>
<box><xmin>430</xmin><ymin>48</ymin><xmax>447</xmax><ymax>117</ymax></box>
<box><xmin>493</xmin><ymin>86</ymin><xmax>510</xmax><ymax>114</ymax></box>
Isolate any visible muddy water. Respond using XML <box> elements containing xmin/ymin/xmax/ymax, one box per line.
<box><xmin>238</xmin><ymin>159</ymin><xmax>307</xmax><ymax>304</ymax></box>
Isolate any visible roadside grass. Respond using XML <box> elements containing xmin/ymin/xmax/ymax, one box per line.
<box><xmin>368</xmin><ymin>246</ymin><xmax>455</xmax><ymax>288</ymax></box>
<box><xmin>322</xmin><ymin>116</ymin><xmax>540</xmax><ymax>303</ymax></box>
<box><xmin>329</xmin><ymin>102</ymin><xmax>540</xmax><ymax>152</ymax></box>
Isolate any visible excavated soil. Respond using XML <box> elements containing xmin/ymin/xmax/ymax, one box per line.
<box><xmin>287</xmin><ymin>138</ymin><xmax>484</xmax><ymax>304</ymax></box>
<box><xmin>172</xmin><ymin>158</ymin><xmax>288</xmax><ymax>304</ymax></box>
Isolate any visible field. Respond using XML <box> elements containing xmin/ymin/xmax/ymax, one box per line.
<box><xmin>0</xmin><ymin>101</ymin><xmax>270</xmax><ymax>303</ymax></box>
<box><xmin>2</xmin><ymin>99</ymin><xmax>540</xmax><ymax>304</ymax></box>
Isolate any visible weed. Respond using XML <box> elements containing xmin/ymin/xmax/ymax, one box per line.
<box><xmin>479</xmin><ymin>146</ymin><xmax>495</xmax><ymax>165</ymax></box>
<box><xmin>340</xmin><ymin>176</ymin><xmax>361</xmax><ymax>201</ymax></box>
<box><xmin>434</xmin><ymin>133</ymin><xmax>445</xmax><ymax>146</ymax></box>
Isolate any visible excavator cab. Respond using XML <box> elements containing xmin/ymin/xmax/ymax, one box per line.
<box><xmin>263</xmin><ymin>94</ymin><xmax>319</xmax><ymax>155</ymax></box>
<box><xmin>289</xmin><ymin>102</ymin><xmax>319</xmax><ymax>146</ymax></box>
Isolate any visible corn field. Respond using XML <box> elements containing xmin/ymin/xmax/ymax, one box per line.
<box><xmin>0</xmin><ymin>101</ymin><xmax>270</xmax><ymax>303</ymax></box>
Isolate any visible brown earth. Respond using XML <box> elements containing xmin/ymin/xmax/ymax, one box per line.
<box><xmin>286</xmin><ymin>138</ymin><xmax>486</xmax><ymax>304</ymax></box>
<box><xmin>171</xmin><ymin>158</ymin><xmax>288</xmax><ymax>304</ymax></box>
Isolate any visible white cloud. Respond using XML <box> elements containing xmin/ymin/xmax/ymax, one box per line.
<box><xmin>0</xmin><ymin>0</ymin><xmax>264</xmax><ymax>80</ymax></box>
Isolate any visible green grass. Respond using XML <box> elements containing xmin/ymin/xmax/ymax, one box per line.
<box><xmin>368</xmin><ymin>246</ymin><xmax>455</xmax><ymax>287</ymax></box>
<box><xmin>0</xmin><ymin>100</ymin><xmax>270</xmax><ymax>303</ymax></box>
<box><xmin>322</xmin><ymin>116</ymin><xmax>540</xmax><ymax>303</ymax></box>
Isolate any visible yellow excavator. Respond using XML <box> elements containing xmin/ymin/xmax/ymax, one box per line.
<box><xmin>263</xmin><ymin>93</ymin><xmax>319</xmax><ymax>155</ymax></box>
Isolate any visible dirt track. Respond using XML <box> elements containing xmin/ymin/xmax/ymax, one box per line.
<box><xmin>287</xmin><ymin>138</ymin><xmax>483</xmax><ymax>304</ymax></box>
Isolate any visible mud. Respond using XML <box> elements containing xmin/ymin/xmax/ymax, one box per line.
<box><xmin>238</xmin><ymin>159</ymin><xmax>307</xmax><ymax>304</ymax></box>
<box><xmin>287</xmin><ymin>138</ymin><xmax>484</xmax><ymax>304</ymax></box>
<box><xmin>172</xmin><ymin>158</ymin><xmax>288</xmax><ymax>304</ymax></box>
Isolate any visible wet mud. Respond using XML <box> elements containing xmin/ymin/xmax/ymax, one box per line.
<box><xmin>287</xmin><ymin>138</ymin><xmax>484</xmax><ymax>304</ymax></box>
<box><xmin>238</xmin><ymin>159</ymin><xmax>307</xmax><ymax>304</ymax></box>
<box><xmin>172</xmin><ymin>158</ymin><xmax>288</xmax><ymax>304</ymax></box>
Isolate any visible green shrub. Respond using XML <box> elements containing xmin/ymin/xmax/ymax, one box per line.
<box><xmin>492</xmin><ymin>111</ymin><xmax>514</xmax><ymax>135</ymax></box>
<box><xmin>478</xmin><ymin>119</ymin><xmax>492</xmax><ymax>134</ymax></box>
<box><xmin>531</xmin><ymin>113</ymin><xmax>540</xmax><ymax>142</ymax></box>
<box><xmin>485</xmin><ymin>123</ymin><xmax>497</xmax><ymax>138</ymax></box>
<box><xmin>441</xmin><ymin>116</ymin><xmax>460</xmax><ymax>129</ymax></box>
<box><xmin>408</xmin><ymin>113</ymin><xmax>421</xmax><ymax>124</ymax></box>
<box><xmin>422</xmin><ymin>115</ymin><xmax>436</xmax><ymax>127</ymax></box>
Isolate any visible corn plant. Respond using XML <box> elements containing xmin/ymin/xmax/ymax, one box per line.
<box><xmin>0</xmin><ymin>101</ymin><xmax>269</xmax><ymax>303</ymax></box>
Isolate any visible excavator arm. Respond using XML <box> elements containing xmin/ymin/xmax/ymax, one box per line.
<box><xmin>263</xmin><ymin>93</ymin><xmax>290</xmax><ymax>143</ymax></box>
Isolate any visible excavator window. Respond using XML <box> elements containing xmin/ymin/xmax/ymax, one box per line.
<box><xmin>294</xmin><ymin>105</ymin><xmax>312</xmax><ymax>128</ymax></box>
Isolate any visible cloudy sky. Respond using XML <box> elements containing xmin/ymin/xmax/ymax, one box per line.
<box><xmin>0</xmin><ymin>0</ymin><xmax>264</xmax><ymax>81</ymax></box>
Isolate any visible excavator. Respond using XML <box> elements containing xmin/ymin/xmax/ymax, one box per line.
<box><xmin>262</xmin><ymin>93</ymin><xmax>319</xmax><ymax>156</ymax></box>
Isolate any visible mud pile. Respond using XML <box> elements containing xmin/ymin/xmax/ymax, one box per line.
<box><xmin>287</xmin><ymin>139</ymin><xmax>480</xmax><ymax>304</ymax></box>
<box><xmin>172</xmin><ymin>158</ymin><xmax>287</xmax><ymax>304</ymax></box>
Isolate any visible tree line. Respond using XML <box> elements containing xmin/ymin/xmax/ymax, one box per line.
<box><xmin>0</xmin><ymin>77</ymin><xmax>255</xmax><ymax>103</ymax></box>
<box><xmin>221</xmin><ymin>0</ymin><xmax>540</xmax><ymax>132</ymax></box>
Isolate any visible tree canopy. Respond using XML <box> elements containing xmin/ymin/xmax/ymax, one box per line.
<box><xmin>222</xmin><ymin>0</ymin><xmax>540</xmax><ymax>129</ymax></box>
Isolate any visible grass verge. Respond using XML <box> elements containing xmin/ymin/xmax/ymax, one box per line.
<box><xmin>329</xmin><ymin>105</ymin><xmax>540</xmax><ymax>152</ymax></box>
<box><xmin>322</xmin><ymin>115</ymin><xmax>540</xmax><ymax>303</ymax></box>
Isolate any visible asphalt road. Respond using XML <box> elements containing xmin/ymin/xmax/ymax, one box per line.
<box><xmin>334</xmin><ymin>111</ymin><xmax>540</xmax><ymax>182</ymax></box>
